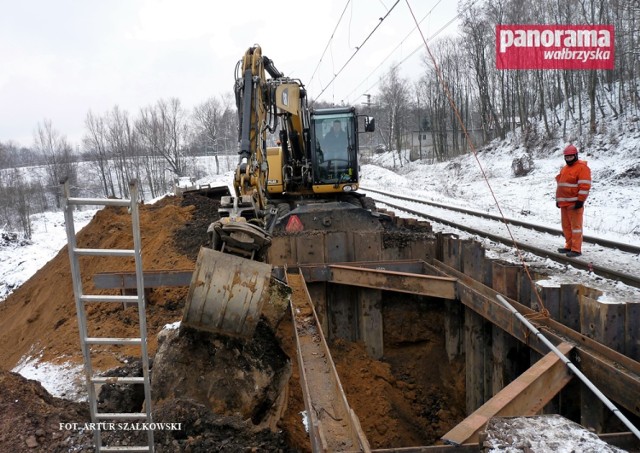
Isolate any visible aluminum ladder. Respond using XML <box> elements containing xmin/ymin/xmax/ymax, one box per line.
<box><xmin>61</xmin><ymin>179</ymin><xmax>154</xmax><ymax>453</ymax></box>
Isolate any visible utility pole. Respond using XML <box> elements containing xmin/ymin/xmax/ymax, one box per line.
<box><xmin>417</xmin><ymin>94</ymin><xmax>422</xmax><ymax>160</ymax></box>
<box><xmin>363</xmin><ymin>94</ymin><xmax>373</xmax><ymax>157</ymax></box>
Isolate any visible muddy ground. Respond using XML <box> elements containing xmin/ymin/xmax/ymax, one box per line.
<box><xmin>0</xmin><ymin>193</ymin><xmax>466</xmax><ymax>452</ymax></box>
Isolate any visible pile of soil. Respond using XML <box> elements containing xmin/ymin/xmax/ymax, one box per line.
<box><xmin>0</xmin><ymin>192</ymin><xmax>466</xmax><ymax>452</ymax></box>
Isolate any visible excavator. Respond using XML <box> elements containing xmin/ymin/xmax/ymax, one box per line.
<box><xmin>182</xmin><ymin>45</ymin><xmax>377</xmax><ymax>337</ymax></box>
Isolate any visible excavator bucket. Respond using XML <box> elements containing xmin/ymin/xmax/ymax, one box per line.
<box><xmin>182</xmin><ymin>247</ymin><xmax>291</xmax><ymax>338</ymax></box>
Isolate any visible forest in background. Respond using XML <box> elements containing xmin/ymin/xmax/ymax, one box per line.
<box><xmin>1</xmin><ymin>0</ymin><xmax>638</xmax><ymax>238</ymax></box>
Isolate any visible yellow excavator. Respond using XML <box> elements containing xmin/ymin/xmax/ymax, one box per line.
<box><xmin>182</xmin><ymin>45</ymin><xmax>376</xmax><ymax>337</ymax></box>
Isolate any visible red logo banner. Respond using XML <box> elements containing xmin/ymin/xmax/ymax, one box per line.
<box><xmin>496</xmin><ymin>25</ymin><xmax>615</xmax><ymax>70</ymax></box>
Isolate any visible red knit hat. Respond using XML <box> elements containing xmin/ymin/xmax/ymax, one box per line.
<box><xmin>563</xmin><ymin>144</ymin><xmax>578</xmax><ymax>155</ymax></box>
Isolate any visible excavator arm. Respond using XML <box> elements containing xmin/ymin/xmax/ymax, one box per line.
<box><xmin>234</xmin><ymin>45</ymin><xmax>270</xmax><ymax>214</ymax></box>
<box><xmin>184</xmin><ymin>45</ymin><xmax>299</xmax><ymax>337</ymax></box>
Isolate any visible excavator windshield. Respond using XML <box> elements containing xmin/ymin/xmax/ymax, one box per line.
<box><xmin>311</xmin><ymin>112</ymin><xmax>358</xmax><ymax>185</ymax></box>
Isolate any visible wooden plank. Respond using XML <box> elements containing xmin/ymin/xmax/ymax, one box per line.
<box><xmin>443</xmin><ymin>342</ymin><xmax>574</xmax><ymax>445</ymax></box>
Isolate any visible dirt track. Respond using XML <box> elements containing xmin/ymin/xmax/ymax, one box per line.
<box><xmin>0</xmin><ymin>193</ymin><xmax>466</xmax><ymax>451</ymax></box>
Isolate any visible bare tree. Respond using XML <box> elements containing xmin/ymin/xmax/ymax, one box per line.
<box><xmin>33</xmin><ymin>120</ymin><xmax>77</xmax><ymax>205</ymax></box>
<box><xmin>192</xmin><ymin>96</ymin><xmax>233</xmax><ymax>174</ymax></box>
<box><xmin>378</xmin><ymin>65</ymin><xmax>411</xmax><ymax>168</ymax></box>
<box><xmin>84</xmin><ymin>111</ymin><xmax>116</xmax><ymax>197</ymax></box>
<box><xmin>137</xmin><ymin>98</ymin><xmax>189</xmax><ymax>178</ymax></box>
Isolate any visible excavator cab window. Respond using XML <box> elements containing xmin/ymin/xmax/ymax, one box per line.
<box><xmin>311</xmin><ymin>113</ymin><xmax>358</xmax><ymax>185</ymax></box>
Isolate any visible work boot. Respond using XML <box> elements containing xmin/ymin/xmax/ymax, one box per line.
<box><xmin>566</xmin><ymin>251</ymin><xmax>582</xmax><ymax>258</ymax></box>
<box><xmin>557</xmin><ymin>248</ymin><xmax>570</xmax><ymax>253</ymax></box>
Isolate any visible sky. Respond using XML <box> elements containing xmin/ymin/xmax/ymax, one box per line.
<box><xmin>0</xmin><ymin>0</ymin><xmax>461</xmax><ymax>147</ymax></box>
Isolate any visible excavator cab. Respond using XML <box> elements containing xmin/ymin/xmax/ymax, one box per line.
<box><xmin>312</xmin><ymin>111</ymin><xmax>358</xmax><ymax>186</ymax></box>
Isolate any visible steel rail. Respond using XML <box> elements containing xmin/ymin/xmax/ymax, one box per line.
<box><xmin>496</xmin><ymin>294</ymin><xmax>640</xmax><ymax>440</ymax></box>
<box><xmin>361</xmin><ymin>186</ymin><xmax>640</xmax><ymax>254</ymax></box>
<box><xmin>365</xmin><ymin>194</ymin><xmax>640</xmax><ymax>289</ymax></box>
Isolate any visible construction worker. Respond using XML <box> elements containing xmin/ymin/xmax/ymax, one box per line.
<box><xmin>555</xmin><ymin>144</ymin><xmax>591</xmax><ymax>257</ymax></box>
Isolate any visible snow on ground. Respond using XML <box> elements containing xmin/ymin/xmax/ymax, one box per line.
<box><xmin>484</xmin><ymin>414</ymin><xmax>626</xmax><ymax>453</ymax></box>
<box><xmin>359</xmin><ymin>124</ymin><xmax>640</xmax><ymax>303</ymax></box>
<box><xmin>12</xmin><ymin>349</ymin><xmax>87</xmax><ymax>401</ymax></box>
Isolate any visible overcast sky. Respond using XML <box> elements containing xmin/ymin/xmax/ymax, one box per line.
<box><xmin>0</xmin><ymin>0</ymin><xmax>460</xmax><ymax>148</ymax></box>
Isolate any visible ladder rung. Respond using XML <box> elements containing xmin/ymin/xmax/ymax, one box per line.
<box><xmin>95</xmin><ymin>412</ymin><xmax>148</xmax><ymax>420</ymax></box>
<box><xmin>91</xmin><ymin>376</ymin><xmax>146</xmax><ymax>384</ymax></box>
<box><xmin>85</xmin><ymin>337</ymin><xmax>142</xmax><ymax>345</ymax></box>
<box><xmin>100</xmin><ymin>447</ymin><xmax>151</xmax><ymax>453</ymax></box>
<box><xmin>80</xmin><ymin>295</ymin><xmax>140</xmax><ymax>303</ymax></box>
<box><xmin>74</xmin><ymin>248</ymin><xmax>135</xmax><ymax>257</ymax></box>
<box><xmin>67</xmin><ymin>197</ymin><xmax>131</xmax><ymax>207</ymax></box>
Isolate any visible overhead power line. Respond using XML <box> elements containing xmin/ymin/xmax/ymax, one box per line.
<box><xmin>312</xmin><ymin>0</ymin><xmax>401</xmax><ymax>105</ymax></box>
<box><xmin>307</xmin><ymin>0</ymin><xmax>352</xmax><ymax>90</ymax></box>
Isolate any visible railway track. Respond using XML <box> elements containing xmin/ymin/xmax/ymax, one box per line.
<box><xmin>361</xmin><ymin>186</ymin><xmax>640</xmax><ymax>290</ymax></box>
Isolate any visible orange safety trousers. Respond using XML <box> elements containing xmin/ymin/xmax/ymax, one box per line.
<box><xmin>560</xmin><ymin>206</ymin><xmax>584</xmax><ymax>253</ymax></box>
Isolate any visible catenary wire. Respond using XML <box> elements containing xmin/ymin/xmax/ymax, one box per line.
<box><xmin>346</xmin><ymin>1</ymin><xmax>479</xmax><ymax>105</ymax></box>
<box><xmin>404</xmin><ymin>0</ymin><xmax>550</xmax><ymax>315</ymax></box>
<box><xmin>311</xmin><ymin>0</ymin><xmax>401</xmax><ymax>105</ymax></box>
<box><xmin>341</xmin><ymin>0</ymin><xmax>445</xmax><ymax>102</ymax></box>
<box><xmin>307</xmin><ymin>0</ymin><xmax>352</xmax><ymax>91</ymax></box>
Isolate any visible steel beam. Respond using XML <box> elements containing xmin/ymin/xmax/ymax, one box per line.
<box><xmin>288</xmin><ymin>271</ymin><xmax>371</xmax><ymax>453</ymax></box>
<box><xmin>299</xmin><ymin>262</ymin><xmax>457</xmax><ymax>300</ymax></box>
<box><xmin>94</xmin><ymin>270</ymin><xmax>193</xmax><ymax>289</ymax></box>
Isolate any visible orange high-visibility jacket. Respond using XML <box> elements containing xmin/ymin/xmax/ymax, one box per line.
<box><xmin>555</xmin><ymin>160</ymin><xmax>592</xmax><ymax>207</ymax></box>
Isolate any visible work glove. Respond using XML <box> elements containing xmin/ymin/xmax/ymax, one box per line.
<box><xmin>555</xmin><ymin>202</ymin><xmax>560</xmax><ymax>208</ymax></box>
<box><xmin>574</xmin><ymin>200</ymin><xmax>584</xmax><ymax>209</ymax></box>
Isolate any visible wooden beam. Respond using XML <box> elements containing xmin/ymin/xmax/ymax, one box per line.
<box><xmin>443</xmin><ymin>342</ymin><xmax>574</xmax><ymax>445</ymax></box>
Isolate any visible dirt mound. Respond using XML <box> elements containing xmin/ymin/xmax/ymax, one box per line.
<box><xmin>0</xmin><ymin>196</ymin><xmax>195</xmax><ymax>371</ymax></box>
<box><xmin>0</xmin><ymin>370</ymin><xmax>91</xmax><ymax>453</ymax></box>
<box><xmin>152</xmin><ymin>323</ymin><xmax>290</xmax><ymax>426</ymax></box>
